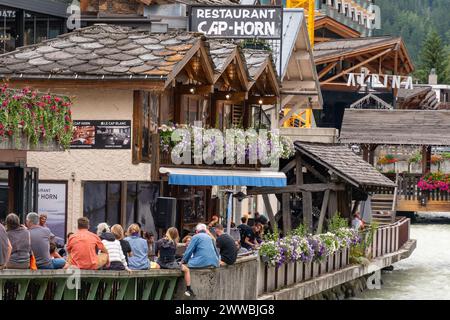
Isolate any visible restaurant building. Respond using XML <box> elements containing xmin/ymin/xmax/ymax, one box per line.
<box><xmin>0</xmin><ymin>23</ymin><xmax>287</xmax><ymax>238</ymax></box>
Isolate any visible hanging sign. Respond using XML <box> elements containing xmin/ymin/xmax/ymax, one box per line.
<box><xmin>189</xmin><ymin>5</ymin><xmax>283</xmax><ymax>39</ymax></box>
<box><xmin>347</xmin><ymin>72</ymin><xmax>414</xmax><ymax>90</ymax></box>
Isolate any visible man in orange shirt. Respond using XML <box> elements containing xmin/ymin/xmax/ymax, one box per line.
<box><xmin>67</xmin><ymin>217</ymin><xmax>109</xmax><ymax>270</ymax></box>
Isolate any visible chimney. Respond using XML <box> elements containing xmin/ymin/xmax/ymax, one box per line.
<box><xmin>429</xmin><ymin>68</ymin><xmax>438</xmax><ymax>85</ymax></box>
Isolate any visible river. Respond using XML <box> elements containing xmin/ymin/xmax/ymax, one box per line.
<box><xmin>355</xmin><ymin>215</ymin><xmax>450</xmax><ymax>300</ymax></box>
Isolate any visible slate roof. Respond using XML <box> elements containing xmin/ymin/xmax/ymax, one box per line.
<box><xmin>340</xmin><ymin>109</ymin><xmax>450</xmax><ymax>146</ymax></box>
<box><xmin>313</xmin><ymin>36</ymin><xmax>399</xmax><ymax>61</ymax></box>
<box><xmin>295</xmin><ymin>142</ymin><xmax>396</xmax><ymax>188</ymax></box>
<box><xmin>209</xmin><ymin>40</ymin><xmax>238</xmax><ymax>73</ymax></box>
<box><xmin>243</xmin><ymin>49</ymin><xmax>272</xmax><ymax>80</ymax></box>
<box><xmin>0</xmin><ymin>24</ymin><xmax>202</xmax><ymax>80</ymax></box>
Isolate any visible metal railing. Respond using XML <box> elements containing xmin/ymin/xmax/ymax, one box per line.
<box><xmin>0</xmin><ymin>270</ymin><xmax>181</xmax><ymax>301</ymax></box>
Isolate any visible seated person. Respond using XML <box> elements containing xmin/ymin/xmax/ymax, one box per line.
<box><xmin>181</xmin><ymin>224</ymin><xmax>220</xmax><ymax>269</ymax></box>
<box><xmin>67</xmin><ymin>217</ymin><xmax>109</xmax><ymax>270</ymax></box>
<box><xmin>215</xmin><ymin>224</ymin><xmax>238</xmax><ymax>266</ymax></box>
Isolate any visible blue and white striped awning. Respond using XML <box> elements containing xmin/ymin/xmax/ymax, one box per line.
<box><xmin>159</xmin><ymin>167</ymin><xmax>287</xmax><ymax>187</ymax></box>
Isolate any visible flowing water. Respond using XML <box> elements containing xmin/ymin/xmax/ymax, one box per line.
<box><xmin>356</xmin><ymin>214</ymin><xmax>450</xmax><ymax>300</ymax></box>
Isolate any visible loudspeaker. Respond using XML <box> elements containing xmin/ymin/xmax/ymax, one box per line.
<box><xmin>155</xmin><ymin>197</ymin><xmax>177</xmax><ymax>229</ymax></box>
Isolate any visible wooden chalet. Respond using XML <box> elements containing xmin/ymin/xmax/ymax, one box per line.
<box><xmin>340</xmin><ymin>109</ymin><xmax>450</xmax><ymax>213</ymax></box>
<box><xmin>247</xmin><ymin>142</ymin><xmax>395</xmax><ymax>234</ymax></box>
<box><xmin>313</xmin><ymin>36</ymin><xmax>414</xmax><ymax>129</ymax></box>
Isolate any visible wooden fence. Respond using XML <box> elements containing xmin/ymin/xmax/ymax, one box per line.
<box><xmin>257</xmin><ymin>217</ymin><xmax>411</xmax><ymax>296</ymax></box>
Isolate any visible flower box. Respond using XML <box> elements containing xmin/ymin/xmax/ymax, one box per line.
<box><xmin>312</xmin><ymin>261</ymin><xmax>320</xmax><ymax>278</ymax></box>
<box><xmin>276</xmin><ymin>264</ymin><xmax>286</xmax><ymax>290</ymax></box>
<box><xmin>295</xmin><ymin>261</ymin><xmax>304</xmax><ymax>283</ymax></box>
<box><xmin>334</xmin><ymin>250</ymin><xmax>341</xmax><ymax>270</ymax></box>
<box><xmin>303</xmin><ymin>262</ymin><xmax>312</xmax><ymax>281</ymax></box>
<box><xmin>265</xmin><ymin>264</ymin><xmax>277</xmax><ymax>293</ymax></box>
<box><xmin>286</xmin><ymin>262</ymin><xmax>295</xmax><ymax>287</ymax></box>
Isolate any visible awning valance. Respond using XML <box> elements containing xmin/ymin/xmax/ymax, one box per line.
<box><xmin>159</xmin><ymin>168</ymin><xmax>287</xmax><ymax>187</ymax></box>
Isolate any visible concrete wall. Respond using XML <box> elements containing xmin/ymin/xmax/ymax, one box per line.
<box><xmin>175</xmin><ymin>255</ymin><xmax>259</xmax><ymax>300</ymax></box>
<box><xmin>26</xmin><ymin>88</ymin><xmax>151</xmax><ymax>232</ymax></box>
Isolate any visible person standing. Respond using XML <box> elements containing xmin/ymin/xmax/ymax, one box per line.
<box><xmin>67</xmin><ymin>217</ymin><xmax>109</xmax><ymax>270</ymax></box>
<box><xmin>182</xmin><ymin>223</ymin><xmax>220</xmax><ymax>269</ymax></box>
<box><xmin>27</xmin><ymin>212</ymin><xmax>66</xmax><ymax>269</ymax></box>
<box><xmin>214</xmin><ymin>224</ymin><xmax>238</xmax><ymax>266</ymax></box>
<box><xmin>5</xmin><ymin>213</ymin><xmax>31</xmax><ymax>269</ymax></box>
<box><xmin>0</xmin><ymin>223</ymin><xmax>11</xmax><ymax>270</ymax></box>
<box><xmin>124</xmin><ymin>224</ymin><xmax>149</xmax><ymax>270</ymax></box>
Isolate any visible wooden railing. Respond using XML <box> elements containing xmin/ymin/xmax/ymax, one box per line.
<box><xmin>257</xmin><ymin>247</ymin><xmax>349</xmax><ymax>296</ymax></box>
<box><xmin>257</xmin><ymin>218</ymin><xmax>411</xmax><ymax>296</ymax></box>
<box><xmin>397</xmin><ymin>174</ymin><xmax>450</xmax><ymax>202</ymax></box>
<box><xmin>370</xmin><ymin>217</ymin><xmax>410</xmax><ymax>259</ymax></box>
<box><xmin>0</xmin><ymin>270</ymin><xmax>181</xmax><ymax>301</ymax></box>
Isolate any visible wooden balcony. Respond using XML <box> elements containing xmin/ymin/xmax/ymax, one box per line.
<box><xmin>150</xmin><ymin>133</ymin><xmax>270</xmax><ymax>181</ymax></box>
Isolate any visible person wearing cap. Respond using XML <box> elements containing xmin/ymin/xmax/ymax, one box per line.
<box><xmin>181</xmin><ymin>223</ymin><xmax>220</xmax><ymax>269</ymax></box>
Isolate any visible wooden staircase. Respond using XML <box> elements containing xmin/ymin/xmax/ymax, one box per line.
<box><xmin>232</xmin><ymin>105</ymin><xmax>244</xmax><ymax>127</ymax></box>
<box><xmin>371</xmin><ymin>194</ymin><xmax>396</xmax><ymax>225</ymax></box>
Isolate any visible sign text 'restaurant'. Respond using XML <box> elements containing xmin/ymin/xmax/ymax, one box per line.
<box><xmin>189</xmin><ymin>6</ymin><xmax>282</xmax><ymax>39</ymax></box>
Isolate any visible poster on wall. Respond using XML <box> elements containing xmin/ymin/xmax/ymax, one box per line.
<box><xmin>38</xmin><ymin>183</ymin><xmax>67</xmax><ymax>245</ymax></box>
<box><xmin>70</xmin><ymin>120</ymin><xmax>131</xmax><ymax>149</ymax></box>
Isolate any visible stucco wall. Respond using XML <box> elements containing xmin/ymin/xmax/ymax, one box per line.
<box><xmin>27</xmin><ymin>88</ymin><xmax>151</xmax><ymax>232</ymax></box>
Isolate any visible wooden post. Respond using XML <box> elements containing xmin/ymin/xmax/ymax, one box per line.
<box><xmin>262</xmin><ymin>194</ymin><xmax>277</xmax><ymax>232</ymax></box>
<box><xmin>327</xmin><ymin>190</ymin><xmax>338</xmax><ymax>218</ymax></box>
<box><xmin>303</xmin><ymin>191</ymin><xmax>313</xmax><ymax>233</ymax></box>
<box><xmin>422</xmin><ymin>145</ymin><xmax>431</xmax><ymax>174</ymax></box>
<box><xmin>296</xmin><ymin>153</ymin><xmax>303</xmax><ymax>185</ymax></box>
<box><xmin>316</xmin><ymin>189</ymin><xmax>330</xmax><ymax>234</ymax></box>
<box><xmin>362</xmin><ymin>144</ymin><xmax>369</xmax><ymax>162</ymax></box>
<box><xmin>368</xmin><ymin>144</ymin><xmax>377</xmax><ymax>166</ymax></box>
<box><xmin>282</xmin><ymin>193</ymin><xmax>292</xmax><ymax>234</ymax></box>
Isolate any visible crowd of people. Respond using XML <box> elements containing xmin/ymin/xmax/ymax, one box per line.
<box><xmin>0</xmin><ymin>211</ymin><xmax>269</xmax><ymax>297</ymax></box>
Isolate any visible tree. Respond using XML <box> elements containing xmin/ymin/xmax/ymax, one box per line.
<box><xmin>415</xmin><ymin>30</ymin><xmax>449</xmax><ymax>84</ymax></box>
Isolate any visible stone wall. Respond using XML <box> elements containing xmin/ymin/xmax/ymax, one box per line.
<box><xmin>174</xmin><ymin>255</ymin><xmax>259</xmax><ymax>300</ymax></box>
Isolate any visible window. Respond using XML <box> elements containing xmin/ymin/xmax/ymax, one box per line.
<box><xmin>83</xmin><ymin>182</ymin><xmax>120</xmax><ymax>232</ymax></box>
<box><xmin>133</xmin><ymin>91</ymin><xmax>160</xmax><ymax>163</ymax></box>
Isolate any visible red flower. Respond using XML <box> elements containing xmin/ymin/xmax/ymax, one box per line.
<box><xmin>7</xmin><ymin>130</ymin><xmax>13</xmax><ymax>136</ymax></box>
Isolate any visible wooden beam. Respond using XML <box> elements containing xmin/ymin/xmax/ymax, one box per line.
<box><xmin>9</xmin><ymin>79</ymin><xmax>165</xmax><ymax>91</ymax></box>
<box><xmin>282</xmin><ymin>193</ymin><xmax>292</xmax><ymax>234</ymax></box>
<box><xmin>322</xmin><ymin>48</ymin><xmax>393</xmax><ymax>84</ymax></box>
<box><xmin>281</xmin><ymin>159</ymin><xmax>296</xmax><ymax>173</ymax></box>
<box><xmin>246</xmin><ymin>96</ymin><xmax>278</xmax><ymax>105</ymax></box>
<box><xmin>316</xmin><ymin>189</ymin><xmax>330</xmax><ymax>234</ymax></box>
<box><xmin>296</xmin><ymin>153</ymin><xmax>303</xmax><ymax>186</ymax></box>
<box><xmin>176</xmin><ymin>84</ymin><xmax>214</xmax><ymax>95</ymax></box>
<box><xmin>302</xmin><ymin>191</ymin><xmax>313</xmax><ymax>233</ymax></box>
<box><xmin>303</xmin><ymin>162</ymin><xmax>328</xmax><ymax>183</ymax></box>
<box><xmin>212</xmin><ymin>91</ymin><xmax>248</xmax><ymax>102</ymax></box>
<box><xmin>247</xmin><ymin>183</ymin><xmax>346</xmax><ymax>196</ymax></box>
<box><xmin>318</xmin><ymin>62</ymin><xmax>338</xmax><ymax>80</ymax></box>
<box><xmin>262</xmin><ymin>194</ymin><xmax>277</xmax><ymax>232</ymax></box>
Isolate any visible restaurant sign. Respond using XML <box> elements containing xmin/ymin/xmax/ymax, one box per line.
<box><xmin>189</xmin><ymin>5</ymin><xmax>282</xmax><ymax>39</ymax></box>
<box><xmin>70</xmin><ymin>120</ymin><xmax>131</xmax><ymax>149</ymax></box>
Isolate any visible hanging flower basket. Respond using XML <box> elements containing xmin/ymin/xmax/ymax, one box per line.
<box><xmin>0</xmin><ymin>84</ymin><xmax>73</xmax><ymax>150</ymax></box>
